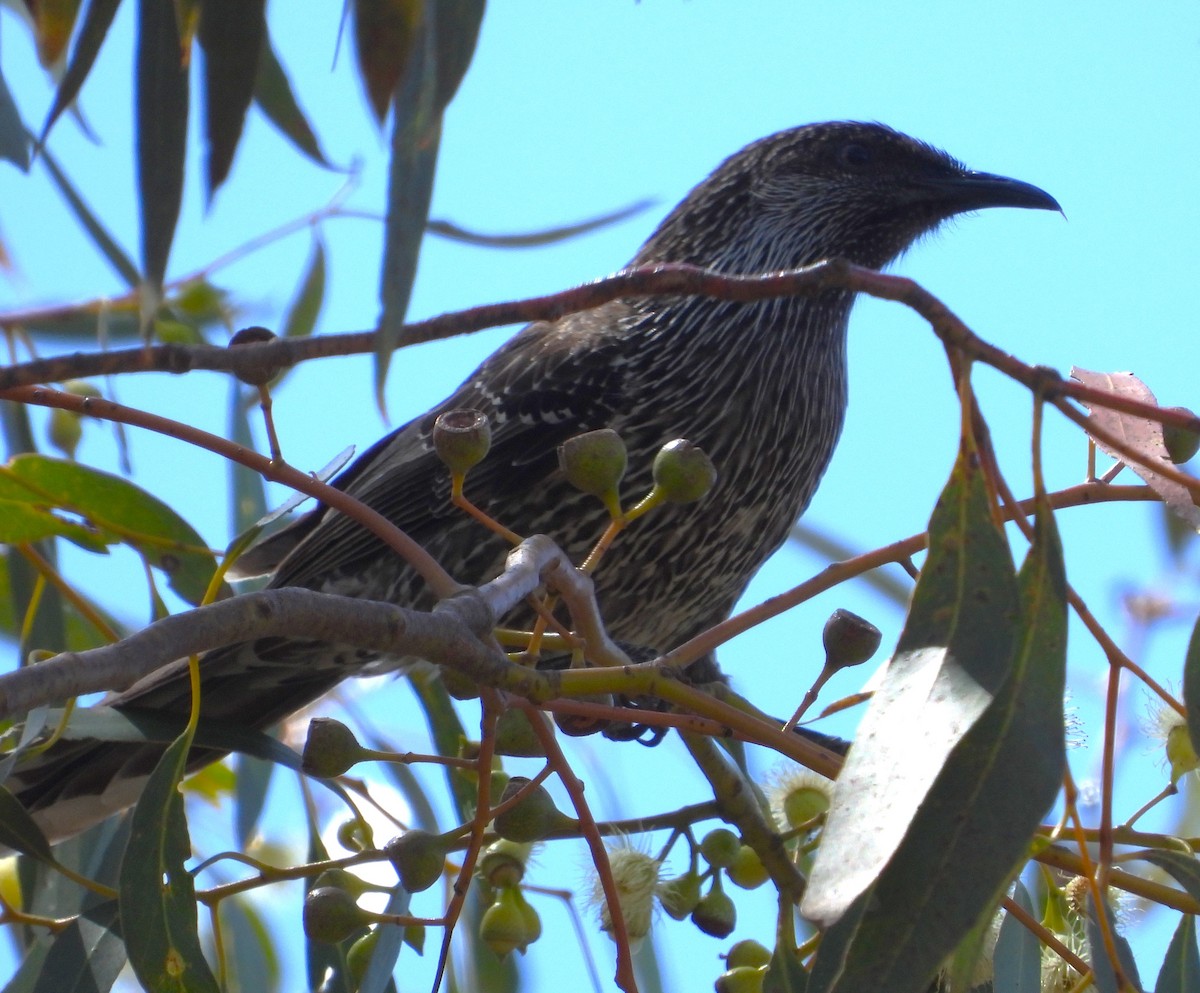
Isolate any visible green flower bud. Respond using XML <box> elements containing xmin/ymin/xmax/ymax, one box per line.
<box><xmin>657</xmin><ymin>872</ymin><xmax>703</xmax><ymax>921</ymax></box>
<box><xmin>691</xmin><ymin>879</ymin><xmax>737</xmax><ymax>938</ymax></box>
<box><xmin>433</xmin><ymin>409</ymin><xmax>492</xmax><ymax>475</ymax></box>
<box><xmin>780</xmin><ymin>784</ymin><xmax>830</xmax><ymax>830</ymax></box>
<box><xmin>725</xmin><ymin>939</ymin><xmax>772</xmax><ymax>969</ymax></box>
<box><xmin>821</xmin><ymin>608</ymin><xmax>882</xmax><ymax>672</ymax></box>
<box><xmin>1163</xmin><ymin>407</ymin><xmax>1200</xmax><ymax>464</ymax></box>
<box><xmin>336</xmin><ymin>817</ymin><xmax>374</xmax><ymax>853</ymax></box>
<box><xmin>726</xmin><ymin>845</ymin><xmax>769</xmax><ymax>890</ymax></box>
<box><xmin>652</xmin><ymin>439</ymin><xmax>716</xmax><ymax>503</ymax></box>
<box><xmin>303</xmin><ymin>886</ymin><xmax>368</xmax><ymax>944</ymax></box>
<box><xmin>493</xmin><ymin>776</ymin><xmax>576</xmax><ymax>842</ymax></box>
<box><xmin>312</xmin><ymin>868</ymin><xmax>370</xmax><ymax>898</ymax></box>
<box><xmin>301</xmin><ymin>717</ymin><xmax>368</xmax><ymax>778</ymax></box>
<box><xmin>480</xmin><ymin>886</ymin><xmax>541</xmax><ymax>958</ymax></box>
<box><xmin>384</xmin><ymin>830</ymin><xmax>448</xmax><ymax>893</ymax></box>
<box><xmin>479</xmin><ymin>839</ymin><xmax>533</xmax><ymax>888</ymax></box>
<box><xmin>48</xmin><ymin>407</ymin><xmax>83</xmax><ymax>459</ymax></box>
<box><xmin>715</xmin><ymin>965</ymin><xmax>768</xmax><ymax>993</ymax></box>
<box><xmin>494</xmin><ymin>708</ymin><xmax>548</xmax><ymax>757</ymax></box>
<box><xmin>558</xmin><ymin>429</ymin><xmax>627</xmax><ymax>501</ymax></box>
<box><xmin>698</xmin><ymin>827</ymin><xmax>741</xmax><ymax>869</ymax></box>
<box><xmin>1167</xmin><ymin>723</ymin><xmax>1200</xmax><ymax>783</ymax></box>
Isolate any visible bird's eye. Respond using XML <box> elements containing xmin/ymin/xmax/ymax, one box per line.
<box><xmin>837</xmin><ymin>143</ymin><xmax>871</xmax><ymax>169</ymax></box>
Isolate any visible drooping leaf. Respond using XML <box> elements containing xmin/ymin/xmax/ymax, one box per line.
<box><xmin>29</xmin><ymin>900</ymin><xmax>124</xmax><ymax>993</ymax></box>
<box><xmin>1071</xmin><ymin>367</ymin><xmax>1200</xmax><ymax>531</ymax></box>
<box><xmin>376</xmin><ymin>11</ymin><xmax>437</xmax><ymax>400</ymax></box>
<box><xmin>0</xmin><ymin>68</ymin><xmax>31</xmax><ymax>171</ymax></box>
<box><xmin>429</xmin><ymin>0</ymin><xmax>483</xmax><ymax>113</ymax></box>
<box><xmin>1155</xmin><ymin>914</ymin><xmax>1200</xmax><ymax>993</ymax></box>
<box><xmin>2</xmin><ymin>402</ymin><xmax>68</xmax><ymax>659</ymax></box>
<box><xmin>993</xmin><ymin>880</ymin><xmax>1041</xmax><ymax>993</ymax></box>
<box><xmin>808</xmin><ymin>494</ymin><xmax>1066</xmax><ymax>993</ymax></box>
<box><xmin>232</xmin><ymin>754</ymin><xmax>273</xmax><ymax>848</ymax></box>
<box><xmin>1183</xmin><ymin>615</ymin><xmax>1200</xmax><ymax>763</ymax></box>
<box><xmin>217</xmin><ymin>895</ymin><xmax>280</xmax><ymax>993</ymax></box>
<box><xmin>25</xmin><ymin>0</ymin><xmax>84</xmax><ymax>67</ymax></box>
<box><xmin>0</xmin><ymin>783</ymin><xmax>56</xmax><ymax>865</ymax></box>
<box><xmin>119</xmin><ymin>728</ymin><xmax>221</xmax><ymax>993</ymax></box>
<box><xmin>280</xmin><ymin>235</ymin><xmax>326</xmax><ymax>340</ymax></box>
<box><xmin>352</xmin><ymin>0</ymin><xmax>421</xmax><ymax>125</ymax></box>
<box><xmin>5</xmin><ymin>454</ymin><xmax>220</xmax><ymax>605</ymax></box>
<box><xmin>1137</xmin><ymin>850</ymin><xmax>1200</xmax><ymax>905</ymax></box>
<box><xmin>38</xmin><ymin>148</ymin><xmax>141</xmax><ymax>288</ymax></box>
<box><xmin>2</xmin><ymin>899</ymin><xmax>124</xmax><ymax>993</ymax></box>
<box><xmin>0</xmin><ymin>498</ymin><xmax>107</xmax><ymax>550</ymax></box>
<box><xmin>196</xmin><ymin>0</ymin><xmax>266</xmax><ymax>199</ymax></box>
<box><xmin>135</xmin><ymin>0</ymin><xmax>189</xmax><ymax>299</ymax></box>
<box><xmin>1085</xmin><ymin>892</ymin><xmax>1143</xmax><ymax>993</ymax></box>
<box><xmin>425</xmin><ymin>198</ymin><xmax>655</xmax><ymax>249</ymax></box>
<box><xmin>252</xmin><ymin>39</ymin><xmax>331</xmax><ymax>168</ymax></box>
<box><xmin>804</xmin><ymin>442</ymin><xmax>1019</xmax><ymax>928</ymax></box>
<box><xmin>373</xmin><ymin>1</ymin><xmax>482</xmax><ymax>397</ymax></box>
<box><xmin>359</xmin><ymin>886</ymin><xmax>411</xmax><ymax>993</ymax></box>
<box><xmin>38</xmin><ymin>0</ymin><xmax>122</xmax><ymax>144</ymax></box>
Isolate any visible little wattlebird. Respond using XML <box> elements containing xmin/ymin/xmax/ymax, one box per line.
<box><xmin>7</xmin><ymin>121</ymin><xmax>1059</xmax><ymax>843</ymax></box>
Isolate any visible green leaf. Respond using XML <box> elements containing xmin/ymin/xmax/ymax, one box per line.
<box><xmin>0</xmin><ymin>498</ymin><xmax>107</xmax><ymax>550</ymax></box>
<box><xmin>38</xmin><ymin>148</ymin><xmax>141</xmax><ymax>289</ymax></box>
<box><xmin>2</xmin><ymin>402</ymin><xmax>69</xmax><ymax>659</ymax></box>
<box><xmin>229</xmin><ymin>380</ymin><xmax>268</xmax><ymax>536</ymax></box>
<box><xmin>280</xmin><ymin>236</ymin><xmax>326</xmax><ymax>340</ymax></box>
<box><xmin>376</xmin><ymin>11</ymin><xmax>438</xmax><ymax>399</ymax></box>
<box><xmin>196</xmin><ymin>0</ymin><xmax>266</xmax><ymax>199</ymax></box>
<box><xmin>0</xmin><ymin>783</ymin><xmax>55</xmax><ymax>864</ymax></box>
<box><xmin>807</xmin><ymin>491</ymin><xmax>1066</xmax><ymax>993</ymax></box>
<box><xmin>0</xmin><ymin>67</ymin><xmax>31</xmax><ymax>172</ymax></box>
<box><xmin>1136</xmin><ymin>851</ymin><xmax>1200</xmax><ymax>904</ymax></box>
<box><xmin>1183</xmin><ymin>611</ymin><xmax>1200</xmax><ymax>762</ymax></box>
<box><xmin>1085</xmin><ymin>892</ymin><xmax>1143</xmax><ymax>993</ymax></box>
<box><xmin>26</xmin><ymin>0</ymin><xmax>84</xmax><ymax>67</ymax></box>
<box><xmin>352</xmin><ymin>0</ymin><xmax>421</xmax><ymax>125</ymax></box>
<box><xmin>1155</xmin><ymin>914</ymin><xmax>1200</xmax><ymax>993</ymax></box>
<box><xmin>253</xmin><ymin>38</ymin><xmax>331</xmax><ymax>168</ymax></box>
<box><xmin>5</xmin><ymin>454</ymin><xmax>220</xmax><ymax>605</ymax></box>
<box><xmin>804</xmin><ymin>443</ymin><xmax>1019</xmax><ymax>927</ymax></box>
<box><xmin>38</xmin><ymin>0</ymin><xmax>123</xmax><ymax>145</ymax></box>
<box><xmin>430</xmin><ymin>0</ymin><xmax>484</xmax><ymax>113</ymax></box>
<box><xmin>993</xmin><ymin>880</ymin><xmax>1041</xmax><ymax>993</ymax></box>
<box><xmin>136</xmin><ymin>0</ymin><xmax>190</xmax><ymax>297</ymax></box>
<box><xmin>2</xmin><ymin>900</ymin><xmax>125</xmax><ymax>993</ymax></box>
<box><xmin>359</xmin><ymin>886</ymin><xmax>411</xmax><ymax>993</ymax></box>
<box><xmin>119</xmin><ymin>727</ymin><xmax>221</xmax><ymax>993</ymax></box>
<box><xmin>218</xmin><ymin>896</ymin><xmax>280</xmax><ymax>993</ymax></box>
<box><xmin>26</xmin><ymin>900</ymin><xmax>124</xmax><ymax>993</ymax></box>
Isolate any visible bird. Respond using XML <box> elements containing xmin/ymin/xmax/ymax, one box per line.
<box><xmin>7</xmin><ymin>121</ymin><xmax>1059</xmax><ymax>844</ymax></box>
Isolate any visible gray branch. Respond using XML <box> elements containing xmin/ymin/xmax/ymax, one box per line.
<box><xmin>0</xmin><ymin>535</ymin><xmax>621</xmax><ymax>721</ymax></box>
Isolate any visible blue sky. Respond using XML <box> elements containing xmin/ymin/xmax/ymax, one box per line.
<box><xmin>1</xmin><ymin>3</ymin><xmax>1199</xmax><ymax>990</ymax></box>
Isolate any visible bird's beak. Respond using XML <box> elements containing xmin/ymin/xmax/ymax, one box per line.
<box><xmin>927</xmin><ymin>170</ymin><xmax>1062</xmax><ymax>215</ymax></box>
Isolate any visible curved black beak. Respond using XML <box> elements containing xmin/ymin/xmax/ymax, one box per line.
<box><xmin>933</xmin><ymin>169</ymin><xmax>1061</xmax><ymax>215</ymax></box>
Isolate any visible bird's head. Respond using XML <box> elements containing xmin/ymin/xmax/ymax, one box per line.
<box><xmin>637</xmin><ymin>121</ymin><xmax>1060</xmax><ymax>273</ymax></box>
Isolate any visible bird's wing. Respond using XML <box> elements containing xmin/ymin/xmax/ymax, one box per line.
<box><xmin>266</xmin><ymin>302</ymin><xmax>640</xmax><ymax>591</ymax></box>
